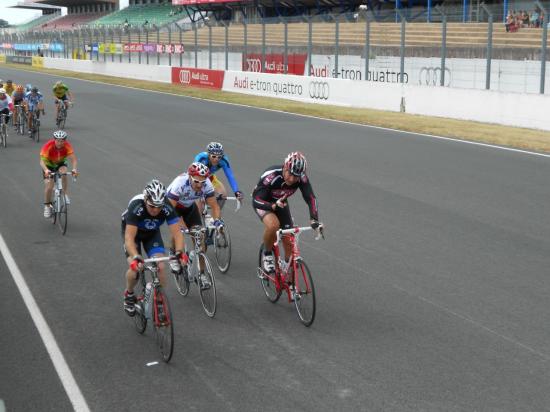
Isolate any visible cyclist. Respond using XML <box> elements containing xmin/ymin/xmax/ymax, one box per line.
<box><xmin>52</xmin><ymin>80</ymin><xmax>73</xmax><ymax>121</ymax></box>
<box><xmin>194</xmin><ymin>142</ymin><xmax>244</xmax><ymax>209</ymax></box>
<box><xmin>4</xmin><ymin>80</ymin><xmax>15</xmax><ymax>97</ymax></box>
<box><xmin>11</xmin><ymin>85</ymin><xmax>26</xmax><ymax>129</ymax></box>
<box><xmin>0</xmin><ymin>88</ymin><xmax>13</xmax><ymax>126</ymax></box>
<box><xmin>121</xmin><ymin>179</ymin><xmax>187</xmax><ymax>317</ymax></box>
<box><xmin>25</xmin><ymin>86</ymin><xmax>45</xmax><ymax>134</ymax></box>
<box><xmin>252</xmin><ymin>152</ymin><xmax>320</xmax><ymax>274</ymax></box>
<box><xmin>39</xmin><ymin>130</ymin><xmax>78</xmax><ymax>218</ymax></box>
<box><xmin>166</xmin><ymin>162</ymin><xmax>222</xmax><ymax>284</ymax></box>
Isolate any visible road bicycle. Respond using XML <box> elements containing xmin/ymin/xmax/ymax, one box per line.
<box><xmin>202</xmin><ymin>194</ymin><xmax>241</xmax><ymax>273</ymax></box>
<box><xmin>29</xmin><ymin>109</ymin><xmax>41</xmax><ymax>142</ymax></box>
<box><xmin>14</xmin><ymin>105</ymin><xmax>26</xmax><ymax>135</ymax></box>
<box><xmin>47</xmin><ymin>171</ymin><xmax>76</xmax><ymax>235</ymax></box>
<box><xmin>132</xmin><ymin>255</ymin><xmax>175</xmax><ymax>363</ymax></box>
<box><xmin>171</xmin><ymin>225</ymin><xmax>217</xmax><ymax>318</ymax></box>
<box><xmin>0</xmin><ymin>113</ymin><xmax>10</xmax><ymax>148</ymax></box>
<box><xmin>257</xmin><ymin>224</ymin><xmax>324</xmax><ymax>327</ymax></box>
<box><xmin>56</xmin><ymin>99</ymin><xmax>70</xmax><ymax>129</ymax></box>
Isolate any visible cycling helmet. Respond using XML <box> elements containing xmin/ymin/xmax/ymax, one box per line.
<box><xmin>188</xmin><ymin>162</ymin><xmax>210</xmax><ymax>178</ymax></box>
<box><xmin>0</xmin><ymin>89</ymin><xmax>5</xmax><ymax>95</ymax></box>
<box><xmin>16</xmin><ymin>85</ymin><xmax>24</xmax><ymax>92</ymax></box>
<box><xmin>25</xmin><ymin>84</ymin><xmax>32</xmax><ymax>92</ymax></box>
<box><xmin>206</xmin><ymin>141</ymin><xmax>224</xmax><ymax>156</ymax></box>
<box><xmin>143</xmin><ymin>179</ymin><xmax>166</xmax><ymax>207</ymax></box>
<box><xmin>53</xmin><ymin>130</ymin><xmax>68</xmax><ymax>140</ymax></box>
<box><xmin>284</xmin><ymin>152</ymin><xmax>307</xmax><ymax>177</ymax></box>
<box><xmin>31</xmin><ymin>86</ymin><xmax>39</xmax><ymax>93</ymax></box>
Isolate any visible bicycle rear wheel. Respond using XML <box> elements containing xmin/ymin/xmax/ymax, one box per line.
<box><xmin>153</xmin><ymin>288</ymin><xmax>174</xmax><ymax>362</ymax></box>
<box><xmin>213</xmin><ymin>226</ymin><xmax>231</xmax><ymax>273</ymax></box>
<box><xmin>172</xmin><ymin>265</ymin><xmax>190</xmax><ymax>297</ymax></box>
<box><xmin>134</xmin><ymin>277</ymin><xmax>147</xmax><ymax>334</ymax></box>
<box><xmin>258</xmin><ymin>244</ymin><xmax>281</xmax><ymax>303</ymax></box>
<box><xmin>18</xmin><ymin>112</ymin><xmax>25</xmax><ymax>135</ymax></box>
<box><xmin>292</xmin><ymin>260</ymin><xmax>316</xmax><ymax>327</ymax></box>
<box><xmin>1</xmin><ymin>124</ymin><xmax>7</xmax><ymax>148</ymax></box>
<box><xmin>57</xmin><ymin>192</ymin><xmax>68</xmax><ymax>235</ymax></box>
<box><xmin>197</xmin><ymin>253</ymin><xmax>217</xmax><ymax>318</ymax></box>
<box><xmin>34</xmin><ymin>118</ymin><xmax>40</xmax><ymax>142</ymax></box>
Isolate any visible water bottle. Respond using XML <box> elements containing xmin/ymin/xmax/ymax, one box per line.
<box><xmin>144</xmin><ymin>282</ymin><xmax>153</xmax><ymax>319</ymax></box>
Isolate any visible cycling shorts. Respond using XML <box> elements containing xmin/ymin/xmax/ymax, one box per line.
<box><xmin>209</xmin><ymin>175</ymin><xmax>223</xmax><ymax>191</ymax></box>
<box><xmin>254</xmin><ymin>204</ymin><xmax>293</xmax><ymax>230</ymax></box>
<box><xmin>43</xmin><ymin>162</ymin><xmax>68</xmax><ymax>179</ymax></box>
<box><xmin>174</xmin><ymin>202</ymin><xmax>202</xmax><ymax>228</ymax></box>
<box><xmin>121</xmin><ymin>222</ymin><xmax>165</xmax><ymax>257</ymax></box>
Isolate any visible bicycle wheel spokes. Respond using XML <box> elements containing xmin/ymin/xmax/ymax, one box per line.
<box><xmin>153</xmin><ymin>289</ymin><xmax>174</xmax><ymax>362</ymax></box>
<box><xmin>292</xmin><ymin>260</ymin><xmax>316</xmax><ymax>327</ymax></box>
<box><xmin>258</xmin><ymin>244</ymin><xmax>281</xmax><ymax>303</ymax></box>
<box><xmin>172</xmin><ymin>265</ymin><xmax>190</xmax><ymax>297</ymax></box>
<box><xmin>57</xmin><ymin>193</ymin><xmax>68</xmax><ymax>235</ymax></box>
<box><xmin>197</xmin><ymin>253</ymin><xmax>217</xmax><ymax>318</ymax></box>
<box><xmin>213</xmin><ymin>226</ymin><xmax>231</xmax><ymax>273</ymax></box>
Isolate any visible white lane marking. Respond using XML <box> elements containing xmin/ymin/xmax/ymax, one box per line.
<box><xmin>146</xmin><ymin>361</ymin><xmax>159</xmax><ymax>366</ymax></box>
<box><xmin>0</xmin><ymin>233</ymin><xmax>90</xmax><ymax>412</ymax></box>
<box><xmin>10</xmin><ymin>66</ymin><xmax>550</xmax><ymax>159</ymax></box>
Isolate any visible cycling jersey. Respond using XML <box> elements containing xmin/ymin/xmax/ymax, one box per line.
<box><xmin>25</xmin><ymin>91</ymin><xmax>43</xmax><ymax>110</ymax></box>
<box><xmin>252</xmin><ymin>166</ymin><xmax>319</xmax><ymax>221</ymax></box>
<box><xmin>0</xmin><ymin>95</ymin><xmax>13</xmax><ymax>111</ymax></box>
<box><xmin>4</xmin><ymin>84</ymin><xmax>15</xmax><ymax>96</ymax></box>
<box><xmin>194</xmin><ymin>152</ymin><xmax>240</xmax><ymax>194</ymax></box>
<box><xmin>11</xmin><ymin>91</ymin><xmax>25</xmax><ymax>104</ymax></box>
<box><xmin>121</xmin><ymin>194</ymin><xmax>179</xmax><ymax>256</ymax></box>
<box><xmin>53</xmin><ymin>84</ymin><xmax>69</xmax><ymax>99</ymax></box>
<box><xmin>167</xmin><ymin>173</ymin><xmax>215</xmax><ymax>209</ymax></box>
<box><xmin>40</xmin><ymin>139</ymin><xmax>74</xmax><ymax>168</ymax></box>
<box><xmin>122</xmin><ymin>194</ymin><xmax>179</xmax><ymax>232</ymax></box>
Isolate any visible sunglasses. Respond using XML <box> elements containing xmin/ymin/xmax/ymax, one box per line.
<box><xmin>146</xmin><ymin>201</ymin><xmax>163</xmax><ymax>209</ymax></box>
<box><xmin>210</xmin><ymin>154</ymin><xmax>222</xmax><ymax>159</ymax></box>
<box><xmin>190</xmin><ymin>177</ymin><xmax>206</xmax><ymax>185</ymax></box>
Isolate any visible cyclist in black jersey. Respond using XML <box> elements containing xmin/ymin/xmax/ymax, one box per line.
<box><xmin>121</xmin><ymin>179</ymin><xmax>187</xmax><ymax>316</ymax></box>
<box><xmin>252</xmin><ymin>152</ymin><xmax>320</xmax><ymax>273</ymax></box>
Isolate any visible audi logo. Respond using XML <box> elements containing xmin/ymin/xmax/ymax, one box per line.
<box><xmin>246</xmin><ymin>58</ymin><xmax>262</xmax><ymax>72</ymax></box>
<box><xmin>179</xmin><ymin>70</ymin><xmax>191</xmax><ymax>84</ymax></box>
<box><xmin>308</xmin><ymin>81</ymin><xmax>329</xmax><ymax>100</ymax></box>
<box><xmin>418</xmin><ymin>67</ymin><xmax>451</xmax><ymax>87</ymax></box>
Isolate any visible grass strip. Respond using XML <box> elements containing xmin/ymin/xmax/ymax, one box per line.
<box><xmin>3</xmin><ymin>62</ymin><xmax>550</xmax><ymax>154</ymax></box>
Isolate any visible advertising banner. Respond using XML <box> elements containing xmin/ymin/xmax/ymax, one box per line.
<box><xmin>171</xmin><ymin>67</ymin><xmax>224</xmax><ymax>89</ymax></box>
<box><xmin>122</xmin><ymin>43</ymin><xmax>184</xmax><ymax>54</ymax></box>
<box><xmin>242</xmin><ymin>53</ymin><xmax>307</xmax><ymax>75</ymax></box>
<box><xmin>6</xmin><ymin>56</ymin><xmax>32</xmax><ymax>65</ymax></box>
<box><xmin>123</xmin><ymin>43</ymin><xmax>145</xmax><ymax>52</ymax></box>
<box><xmin>0</xmin><ymin>55</ymin><xmax>6</xmax><ymax>64</ymax></box>
<box><xmin>1</xmin><ymin>43</ymin><xmax>13</xmax><ymax>50</ymax></box>
<box><xmin>32</xmin><ymin>56</ymin><xmax>44</xmax><ymax>68</ymax></box>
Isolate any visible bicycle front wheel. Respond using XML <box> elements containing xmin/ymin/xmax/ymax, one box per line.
<box><xmin>172</xmin><ymin>265</ymin><xmax>190</xmax><ymax>297</ymax></box>
<box><xmin>197</xmin><ymin>253</ymin><xmax>217</xmax><ymax>318</ymax></box>
<box><xmin>292</xmin><ymin>260</ymin><xmax>316</xmax><ymax>327</ymax></box>
<box><xmin>57</xmin><ymin>193</ymin><xmax>68</xmax><ymax>235</ymax></box>
<box><xmin>153</xmin><ymin>288</ymin><xmax>174</xmax><ymax>362</ymax></box>
<box><xmin>1</xmin><ymin>125</ymin><xmax>7</xmax><ymax>148</ymax></box>
<box><xmin>258</xmin><ymin>244</ymin><xmax>281</xmax><ymax>303</ymax></box>
<box><xmin>134</xmin><ymin>278</ymin><xmax>147</xmax><ymax>334</ymax></box>
<box><xmin>213</xmin><ymin>226</ymin><xmax>231</xmax><ymax>273</ymax></box>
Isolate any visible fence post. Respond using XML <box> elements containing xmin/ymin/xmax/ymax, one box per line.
<box><xmin>194</xmin><ymin>23</ymin><xmax>198</xmax><ymax>68</ymax></box>
<box><xmin>360</xmin><ymin>6</ymin><xmax>369</xmax><ymax>81</ymax></box>
<box><xmin>118</xmin><ymin>29</ymin><xmax>122</xmax><ymax>62</ymax></box>
<box><xmin>262</xmin><ymin>18</ymin><xmax>266</xmax><ymax>73</ymax></box>
<box><xmin>481</xmin><ymin>3</ymin><xmax>493</xmax><ymax>90</ymax></box>
<box><xmin>284</xmin><ymin>17</ymin><xmax>288</xmax><ymax>74</ymax></box>
<box><xmin>244</xmin><ymin>18</ymin><xmax>248</xmax><ymax>68</ymax></box>
<box><xmin>138</xmin><ymin>28</ymin><xmax>142</xmax><ymax>64</ymax></box>
<box><xmin>168</xmin><ymin>26</ymin><xmax>172</xmax><ymax>66</ymax></box>
<box><xmin>157</xmin><ymin>26</ymin><xmax>160</xmax><ymax>65</ymax></box>
<box><xmin>179</xmin><ymin>23</ymin><xmax>183</xmax><ymax>67</ymax></box>
<box><xmin>208</xmin><ymin>22</ymin><xmax>212</xmax><ymax>69</ymax></box>
<box><xmin>397</xmin><ymin>9</ymin><xmax>406</xmax><ymax>84</ymax></box>
<box><xmin>335</xmin><ymin>14</ymin><xmax>339</xmax><ymax>78</ymax></box>
<box><xmin>536</xmin><ymin>0</ymin><xmax>547</xmax><ymax>94</ymax></box>
<box><xmin>128</xmin><ymin>29</ymin><xmax>132</xmax><ymax>63</ymax></box>
<box><xmin>436</xmin><ymin>6</ymin><xmax>447</xmax><ymax>86</ymax></box>
<box><xmin>307</xmin><ymin>16</ymin><xmax>312</xmax><ymax>76</ymax></box>
<box><xmin>146</xmin><ymin>29</ymin><xmax>149</xmax><ymax>65</ymax></box>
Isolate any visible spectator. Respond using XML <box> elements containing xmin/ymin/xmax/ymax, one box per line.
<box><xmin>531</xmin><ymin>9</ymin><xmax>539</xmax><ymax>28</ymax></box>
<box><xmin>505</xmin><ymin>12</ymin><xmax>515</xmax><ymax>32</ymax></box>
<box><xmin>522</xmin><ymin>10</ymin><xmax>530</xmax><ymax>28</ymax></box>
<box><xmin>539</xmin><ymin>12</ymin><xmax>545</xmax><ymax>28</ymax></box>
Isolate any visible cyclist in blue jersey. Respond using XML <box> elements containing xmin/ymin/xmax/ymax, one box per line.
<box><xmin>24</xmin><ymin>86</ymin><xmax>45</xmax><ymax>134</ymax></box>
<box><xmin>194</xmin><ymin>142</ymin><xmax>244</xmax><ymax>209</ymax></box>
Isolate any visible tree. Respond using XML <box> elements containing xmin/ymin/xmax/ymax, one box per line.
<box><xmin>0</xmin><ymin>19</ymin><xmax>9</xmax><ymax>28</ymax></box>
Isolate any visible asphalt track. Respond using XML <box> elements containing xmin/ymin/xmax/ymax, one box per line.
<box><xmin>1</xmin><ymin>65</ymin><xmax>550</xmax><ymax>412</ymax></box>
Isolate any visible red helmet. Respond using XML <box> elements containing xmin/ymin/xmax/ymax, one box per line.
<box><xmin>284</xmin><ymin>152</ymin><xmax>307</xmax><ymax>177</ymax></box>
<box><xmin>187</xmin><ymin>162</ymin><xmax>210</xmax><ymax>178</ymax></box>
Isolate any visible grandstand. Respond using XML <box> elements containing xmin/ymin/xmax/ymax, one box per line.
<box><xmin>15</xmin><ymin>13</ymin><xmax>61</xmax><ymax>31</ymax></box>
<box><xmin>89</xmin><ymin>3</ymin><xmax>187</xmax><ymax>28</ymax></box>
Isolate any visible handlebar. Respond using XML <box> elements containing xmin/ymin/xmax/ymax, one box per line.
<box><xmin>143</xmin><ymin>256</ymin><xmax>175</xmax><ymax>264</ymax></box>
<box><xmin>215</xmin><ymin>193</ymin><xmax>241</xmax><ymax>212</ymax></box>
<box><xmin>276</xmin><ymin>224</ymin><xmax>325</xmax><ymax>242</ymax></box>
<box><xmin>181</xmin><ymin>226</ymin><xmax>208</xmax><ymax>235</ymax></box>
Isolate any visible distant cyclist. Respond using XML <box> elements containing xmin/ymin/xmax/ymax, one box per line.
<box><xmin>11</xmin><ymin>84</ymin><xmax>25</xmax><ymax>107</ymax></box>
<box><xmin>121</xmin><ymin>179</ymin><xmax>187</xmax><ymax>317</ymax></box>
<box><xmin>39</xmin><ymin>130</ymin><xmax>78</xmax><ymax>218</ymax></box>
<box><xmin>25</xmin><ymin>86</ymin><xmax>45</xmax><ymax>134</ymax></box>
<box><xmin>194</xmin><ymin>141</ymin><xmax>244</xmax><ymax>209</ymax></box>
<box><xmin>252</xmin><ymin>152</ymin><xmax>321</xmax><ymax>274</ymax></box>
<box><xmin>52</xmin><ymin>80</ymin><xmax>73</xmax><ymax>121</ymax></box>
<box><xmin>4</xmin><ymin>80</ymin><xmax>15</xmax><ymax>97</ymax></box>
<box><xmin>0</xmin><ymin>88</ymin><xmax>13</xmax><ymax>125</ymax></box>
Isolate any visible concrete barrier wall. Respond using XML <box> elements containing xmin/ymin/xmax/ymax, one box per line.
<box><xmin>41</xmin><ymin>58</ymin><xmax>550</xmax><ymax>131</ymax></box>
<box><xmin>43</xmin><ymin>58</ymin><xmax>172</xmax><ymax>83</ymax></box>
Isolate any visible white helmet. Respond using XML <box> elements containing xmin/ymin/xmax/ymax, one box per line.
<box><xmin>143</xmin><ymin>179</ymin><xmax>166</xmax><ymax>207</ymax></box>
